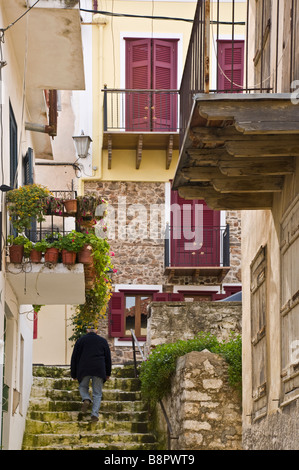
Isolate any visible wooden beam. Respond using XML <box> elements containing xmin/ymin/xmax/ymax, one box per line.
<box><xmin>166</xmin><ymin>135</ymin><xmax>174</xmax><ymax>169</ymax></box>
<box><xmin>225</xmin><ymin>140</ymin><xmax>299</xmax><ymax>157</ymax></box>
<box><xmin>211</xmin><ymin>175</ymin><xmax>284</xmax><ymax>193</ymax></box>
<box><xmin>178</xmin><ymin>185</ymin><xmax>273</xmax><ymax>210</ymax></box>
<box><xmin>219</xmin><ymin>156</ymin><xmax>295</xmax><ymax>176</ymax></box>
<box><xmin>136</xmin><ymin>134</ymin><xmax>143</xmax><ymax>169</ymax></box>
<box><xmin>107</xmin><ymin>134</ymin><xmax>112</xmax><ymax>169</ymax></box>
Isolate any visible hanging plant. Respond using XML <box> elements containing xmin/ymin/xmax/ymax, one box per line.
<box><xmin>69</xmin><ymin>234</ymin><xmax>114</xmax><ymax>342</ymax></box>
<box><xmin>44</xmin><ymin>196</ymin><xmax>64</xmax><ymax>216</ymax></box>
<box><xmin>76</xmin><ymin>195</ymin><xmax>108</xmax><ymax>222</ymax></box>
<box><xmin>7</xmin><ymin>184</ymin><xmax>51</xmax><ymax>232</ymax></box>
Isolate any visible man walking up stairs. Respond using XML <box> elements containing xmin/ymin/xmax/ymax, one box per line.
<box><xmin>22</xmin><ymin>365</ymin><xmax>158</xmax><ymax>450</ymax></box>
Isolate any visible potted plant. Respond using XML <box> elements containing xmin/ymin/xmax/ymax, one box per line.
<box><xmin>6</xmin><ymin>184</ymin><xmax>51</xmax><ymax>232</ymax></box>
<box><xmin>44</xmin><ymin>234</ymin><xmax>61</xmax><ymax>264</ymax></box>
<box><xmin>60</xmin><ymin>231</ymin><xmax>86</xmax><ymax>265</ymax></box>
<box><xmin>7</xmin><ymin>235</ymin><xmax>32</xmax><ymax>263</ymax></box>
<box><xmin>29</xmin><ymin>239</ymin><xmax>49</xmax><ymax>263</ymax></box>
<box><xmin>63</xmin><ymin>194</ymin><xmax>78</xmax><ymax>215</ymax></box>
<box><xmin>76</xmin><ymin>195</ymin><xmax>108</xmax><ymax>230</ymax></box>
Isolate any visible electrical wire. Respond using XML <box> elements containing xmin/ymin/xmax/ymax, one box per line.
<box><xmin>0</xmin><ymin>0</ymin><xmax>41</xmax><ymax>34</ymax></box>
<box><xmin>80</xmin><ymin>7</ymin><xmax>245</xmax><ymax>25</ymax></box>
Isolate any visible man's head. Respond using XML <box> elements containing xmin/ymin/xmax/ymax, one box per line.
<box><xmin>86</xmin><ymin>323</ymin><xmax>99</xmax><ymax>334</ymax></box>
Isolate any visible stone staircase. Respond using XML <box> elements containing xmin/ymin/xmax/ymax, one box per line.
<box><xmin>22</xmin><ymin>364</ymin><xmax>159</xmax><ymax>450</ymax></box>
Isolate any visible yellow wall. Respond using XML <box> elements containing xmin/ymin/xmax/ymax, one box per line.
<box><xmin>87</xmin><ymin>1</ymin><xmax>247</xmax><ymax>185</ymax></box>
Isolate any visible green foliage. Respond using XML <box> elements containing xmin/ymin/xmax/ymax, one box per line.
<box><xmin>7</xmin><ymin>234</ymin><xmax>33</xmax><ymax>257</ymax></box>
<box><xmin>139</xmin><ymin>332</ymin><xmax>242</xmax><ymax>403</ymax></box>
<box><xmin>7</xmin><ymin>184</ymin><xmax>51</xmax><ymax>232</ymax></box>
<box><xmin>68</xmin><ymin>234</ymin><xmax>114</xmax><ymax>342</ymax></box>
<box><xmin>59</xmin><ymin>230</ymin><xmax>86</xmax><ymax>253</ymax></box>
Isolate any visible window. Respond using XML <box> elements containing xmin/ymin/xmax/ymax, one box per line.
<box><xmin>250</xmin><ymin>245</ymin><xmax>268</xmax><ymax>421</ymax></box>
<box><xmin>217</xmin><ymin>39</ymin><xmax>244</xmax><ymax>92</ymax></box>
<box><xmin>9</xmin><ymin>103</ymin><xmax>18</xmax><ymax>189</ymax></box>
<box><xmin>108</xmin><ymin>291</ymin><xmax>153</xmax><ymax>339</ymax></box>
<box><xmin>125</xmin><ymin>38</ymin><xmax>178</xmax><ymax>131</ymax></box>
<box><xmin>170</xmin><ymin>190</ymin><xmax>221</xmax><ymax>267</ymax></box>
<box><xmin>280</xmin><ymin>198</ymin><xmax>299</xmax><ymax>404</ymax></box>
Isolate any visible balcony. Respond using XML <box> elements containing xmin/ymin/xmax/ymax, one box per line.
<box><xmin>102</xmin><ymin>88</ymin><xmax>180</xmax><ymax>169</ymax></box>
<box><xmin>5</xmin><ymin>190</ymin><xmax>106</xmax><ymax>306</ymax></box>
<box><xmin>172</xmin><ymin>0</ymin><xmax>299</xmax><ymax>209</ymax></box>
<box><xmin>164</xmin><ymin>224</ymin><xmax>230</xmax><ymax>283</ymax></box>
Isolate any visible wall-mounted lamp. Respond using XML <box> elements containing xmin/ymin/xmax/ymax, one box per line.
<box><xmin>72</xmin><ymin>131</ymin><xmax>92</xmax><ymax>159</ymax></box>
<box><xmin>0</xmin><ymin>185</ymin><xmax>12</xmax><ymax>192</ymax></box>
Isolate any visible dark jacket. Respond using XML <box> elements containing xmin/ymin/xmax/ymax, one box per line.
<box><xmin>70</xmin><ymin>332</ymin><xmax>112</xmax><ymax>383</ymax></box>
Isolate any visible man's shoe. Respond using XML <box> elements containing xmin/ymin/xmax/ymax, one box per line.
<box><xmin>91</xmin><ymin>415</ymin><xmax>99</xmax><ymax>422</ymax></box>
<box><xmin>81</xmin><ymin>400</ymin><xmax>91</xmax><ymax>413</ymax></box>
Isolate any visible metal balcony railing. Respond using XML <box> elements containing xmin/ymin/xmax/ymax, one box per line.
<box><xmin>8</xmin><ymin>190</ymin><xmax>77</xmax><ymax>244</ymax></box>
<box><xmin>179</xmin><ymin>0</ymin><xmax>296</xmax><ymax>142</ymax></box>
<box><xmin>103</xmin><ymin>87</ymin><xmax>179</xmax><ymax>133</ymax></box>
<box><xmin>165</xmin><ymin>224</ymin><xmax>230</xmax><ymax>268</ymax></box>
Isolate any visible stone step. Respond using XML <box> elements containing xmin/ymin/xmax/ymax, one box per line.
<box><xmin>22</xmin><ymin>441</ymin><xmax>157</xmax><ymax>451</ymax></box>
<box><xmin>22</xmin><ymin>430</ymin><xmax>156</xmax><ymax>448</ymax></box>
<box><xmin>23</xmin><ymin>364</ymin><xmax>158</xmax><ymax>451</ymax></box>
<box><xmin>28</xmin><ymin>409</ymin><xmax>150</xmax><ymax>423</ymax></box>
<box><xmin>24</xmin><ymin>417</ymin><xmax>150</xmax><ymax>435</ymax></box>
<box><xmin>30</xmin><ymin>385</ymin><xmax>142</xmax><ymax>402</ymax></box>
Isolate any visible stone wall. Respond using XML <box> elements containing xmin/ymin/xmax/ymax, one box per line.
<box><xmin>243</xmin><ymin>399</ymin><xmax>299</xmax><ymax>450</ymax></box>
<box><xmin>84</xmin><ymin>181</ymin><xmax>242</xmax><ymax>287</ymax></box>
<box><xmin>158</xmin><ymin>350</ymin><xmax>242</xmax><ymax>450</ymax></box>
<box><xmin>146</xmin><ymin>301</ymin><xmax>242</xmax><ymax>352</ymax></box>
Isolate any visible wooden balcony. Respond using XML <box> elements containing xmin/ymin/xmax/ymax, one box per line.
<box><xmin>173</xmin><ymin>94</ymin><xmax>299</xmax><ymax>210</ymax></box>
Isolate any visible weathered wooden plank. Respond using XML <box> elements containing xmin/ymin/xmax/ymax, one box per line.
<box><xmin>225</xmin><ymin>140</ymin><xmax>299</xmax><ymax>157</ymax></box>
<box><xmin>178</xmin><ymin>185</ymin><xmax>273</xmax><ymax>210</ymax></box>
<box><xmin>136</xmin><ymin>134</ymin><xmax>143</xmax><ymax>169</ymax></box>
<box><xmin>211</xmin><ymin>176</ymin><xmax>284</xmax><ymax>193</ymax></box>
<box><xmin>107</xmin><ymin>134</ymin><xmax>112</xmax><ymax>169</ymax></box>
<box><xmin>235</xmin><ymin>121</ymin><xmax>299</xmax><ymax>135</ymax></box>
<box><xmin>166</xmin><ymin>135</ymin><xmax>173</xmax><ymax>170</ymax></box>
<box><xmin>219</xmin><ymin>157</ymin><xmax>295</xmax><ymax>176</ymax></box>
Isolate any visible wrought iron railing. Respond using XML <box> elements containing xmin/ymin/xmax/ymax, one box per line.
<box><xmin>165</xmin><ymin>224</ymin><xmax>230</xmax><ymax>267</ymax></box>
<box><xmin>7</xmin><ymin>190</ymin><xmax>77</xmax><ymax>243</ymax></box>
<box><xmin>179</xmin><ymin>0</ymin><xmax>297</xmax><ymax>142</ymax></box>
<box><xmin>103</xmin><ymin>87</ymin><xmax>179</xmax><ymax>132</ymax></box>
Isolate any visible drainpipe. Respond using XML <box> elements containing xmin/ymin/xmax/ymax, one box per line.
<box><xmin>25</xmin><ymin>90</ymin><xmax>58</xmax><ymax>138</ymax></box>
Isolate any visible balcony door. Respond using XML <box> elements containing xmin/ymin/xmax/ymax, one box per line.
<box><xmin>125</xmin><ymin>38</ymin><xmax>178</xmax><ymax>131</ymax></box>
<box><xmin>170</xmin><ymin>191</ymin><xmax>220</xmax><ymax>267</ymax></box>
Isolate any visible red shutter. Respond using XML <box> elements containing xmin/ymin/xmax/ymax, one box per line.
<box><xmin>108</xmin><ymin>292</ymin><xmax>125</xmax><ymax>337</ymax></box>
<box><xmin>170</xmin><ymin>191</ymin><xmax>220</xmax><ymax>267</ymax></box>
<box><xmin>125</xmin><ymin>39</ymin><xmax>151</xmax><ymax>130</ymax></box>
<box><xmin>169</xmin><ymin>293</ymin><xmax>184</xmax><ymax>301</ymax></box>
<box><xmin>152</xmin><ymin>39</ymin><xmax>178</xmax><ymax>131</ymax></box>
<box><xmin>217</xmin><ymin>40</ymin><xmax>244</xmax><ymax>92</ymax></box>
<box><xmin>153</xmin><ymin>293</ymin><xmax>170</xmax><ymax>301</ymax></box>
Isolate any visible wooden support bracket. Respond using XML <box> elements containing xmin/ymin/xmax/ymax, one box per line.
<box><xmin>136</xmin><ymin>134</ymin><xmax>143</xmax><ymax>169</ymax></box>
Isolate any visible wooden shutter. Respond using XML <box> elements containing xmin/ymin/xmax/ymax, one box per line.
<box><xmin>217</xmin><ymin>40</ymin><xmax>244</xmax><ymax>92</ymax></box>
<box><xmin>125</xmin><ymin>39</ymin><xmax>151</xmax><ymax>131</ymax></box>
<box><xmin>280</xmin><ymin>197</ymin><xmax>299</xmax><ymax>403</ymax></box>
<box><xmin>108</xmin><ymin>292</ymin><xmax>125</xmax><ymax>337</ymax></box>
<box><xmin>170</xmin><ymin>191</ymin><xmax>220</xmax><ymax>266</ymax></box>
<box><xmin>152</xmin><ymin>39</ymin><xmax>178</xmax><ymax>131</ymax></box>
<box><xmin>169</xmin><ymin>293</ymin><xmax>184</xmax><ymax>301</ymax></box>
<box><xmin>153</xmin><ymin>293</ymin><xmax>169</xmax><ymax>302</ymax></box>
<box><xmin>251</xmin><ymin>245</ymin><xmax>268</xmax><ymax>421</ymax></box>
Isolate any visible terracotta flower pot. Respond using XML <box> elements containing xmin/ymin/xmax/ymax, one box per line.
<box><xmin>63</xmin><ymin>199</ymin><xmax>77</xmax><ymax>215</ymax></box>
<box><xmin>62</xmin><ymin>249</ymin><xmax>77</xmax><ymax>265</ymax></box>
<box><xmin>78</xmin><ymin>244</ymin><xmax>93</xmax><ymax>265</ymax></box>
<box><xmin>30</xmin><ymin>249</ymin><xmax>42</xmax><ymax>263</ymax></box>
<box><xmin>9</xmin><ymin>245</ymin><xmax>24</xmax><ymax>263</ymax></box>
<box><xmin>44</xmin><ymin>247</ymin><xmax>59</xmax><ymax>264</ymax></box>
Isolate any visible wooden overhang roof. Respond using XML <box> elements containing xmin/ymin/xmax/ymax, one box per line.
<box><xmin>172</xmin><ymin>94</ymin><xmax>299</xmax><ymax>210</ymax></box>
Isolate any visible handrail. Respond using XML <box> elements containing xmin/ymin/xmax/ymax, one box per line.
<box><xmin>130</xmin><ymin>329</ymin><xmax>178</xmax><ymax>450</ymax></box>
